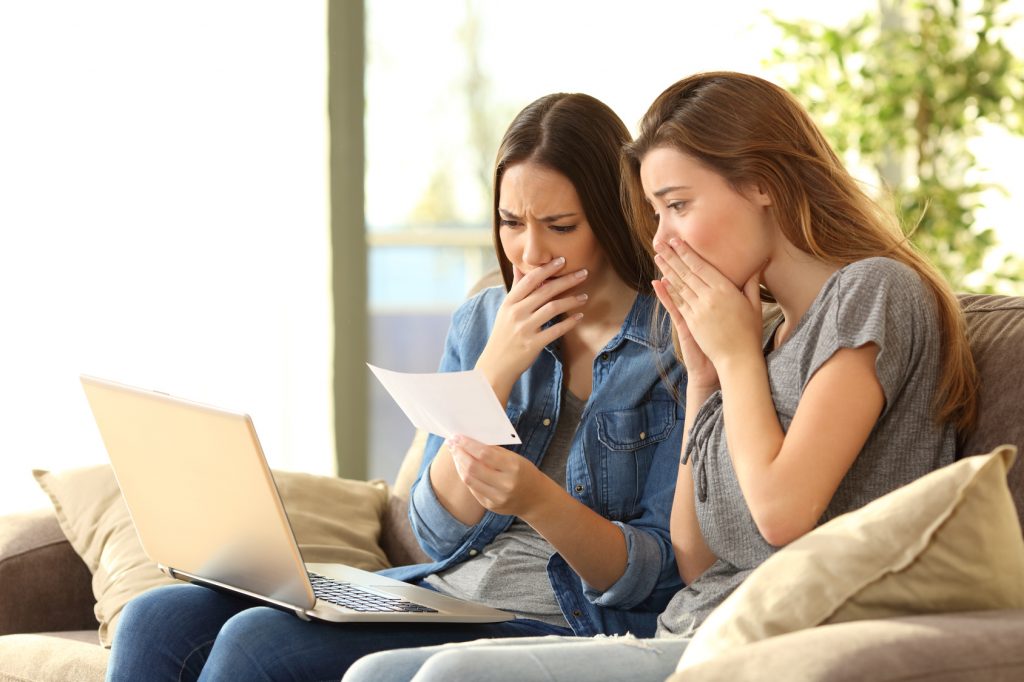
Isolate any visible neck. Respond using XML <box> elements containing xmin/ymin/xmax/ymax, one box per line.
<box><xmin>763</xmin><ymin>244</ymin><xmax>840</xmax><ymax>345</ymax></box>
<box><xmin>563</xmin><ymin>270</ymin><xmax>636</xmax><ymax>353</ymax></box>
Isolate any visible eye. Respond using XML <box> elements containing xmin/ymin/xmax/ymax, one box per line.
<box><xmin>652</xmin><ymin>212</ymin><xmax>661</xmax><ymax>225</ymax></box>
<box><xmin>668</xmin><ymin>200</ymin><xmax>688</xmax><ymax>212</ymax></box>
<box><xmin>499</xmin><ymin>218</ymin><xmax>521</xmax><ymax>228</ymax></box>
<box><xmin>550</xmin><ymin>224</ymin><xmax>577</xmax><ymax>234</ymax></box>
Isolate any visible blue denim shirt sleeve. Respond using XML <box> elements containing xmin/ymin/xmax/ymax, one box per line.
<box><xmin>407</xmin><ymin>292</ymin><xmax>490</xmax><ymax>560</ymax></box>
<box><xmin>408</xmin><ymin>458</ymin><xmax>475</xmax><ymax>560</ymax></box>
<box><xmin>582</xmin><ymin>410</ymin><xmax>684</xmax><ymax>608</ymax></box>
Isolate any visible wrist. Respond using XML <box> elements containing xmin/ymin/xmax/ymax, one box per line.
<box><xmin>716</xmin><ymin>349</ymin><xmax>765</xmax><ymax>389</ymax></box>
<box><xmin>518</xmin><ymin>473</ymin><xmax>563</xmax><ymax>527</ymax></box>
<box><xmin>686</xmin><ymin>380</ymin><xmax>719</xmax><ymax>401</ymax></box>
<box><xmin>475</xmin><ymin>357</ymin><xmax>517</xmax><ymax>402</ymax></box>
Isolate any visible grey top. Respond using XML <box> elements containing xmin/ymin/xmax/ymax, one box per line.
<box><xmin>657</xmin><ymin>257</ymin><xmax>956</xmax><ymax>637</ymax></box>
<box><xmin>424</xmin><ymin>390</ymin><xmax>586</xmax><ymax>626</ymax></box>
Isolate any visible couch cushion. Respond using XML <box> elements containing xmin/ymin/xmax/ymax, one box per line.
<box><xmin>676</xmin><ymin>446</ymin><xmax>1024</xmax><ymax>671</ymax></box>
<box><xmin>34</xmin><ymin>464</ymin><xmax>390</xmax><ymax>647</ymax></box>
<box><xmin>668</xmin><ymin>609</ymin><xmax>1024</xmax><ymax>682</ymax></box>
<box><xmin>958</xmin><ymin>294</ymin><xmax>1024</xmax><ymax>531</ymax></box>
<box><xmin>0</xmin><ymin>509</ymin><xmax>97</xmax><ymax>635</ymax></box>
<box><xmin>0</xmin><ymin>633</ymin><xmax>108</xmax><ymax>682</ymax></box>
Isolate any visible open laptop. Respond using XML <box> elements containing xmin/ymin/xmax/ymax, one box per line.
<box><xmin>80</xmin><ymin>375</ymin><xmax>514</xmax><ymax>624</ymax></box>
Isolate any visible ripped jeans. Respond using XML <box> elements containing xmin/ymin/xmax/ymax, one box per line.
<box><xmin>342</xmin><ymin>634</ymin><xmax>690</xmax><ymax>682</ymax></box>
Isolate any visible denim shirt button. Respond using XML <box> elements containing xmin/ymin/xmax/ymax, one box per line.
<box><xmin>574</xmin><ymin>484</ymin><xmax>584</xmax><ymax>493</ymax></box>
<box><xmin>572</xmin><ymin>609</ymin><xmax>583</xmax><ymax>618</ymax></box>
<box><xmin>468</xmin><ymin>548</ymin><xmax>479</xmax><ymax>557</ymax></box>
<box><xmin>640</xmin><ymin>431</ymin><xmax>647</xmax><ymax>440</ymax></box>
<box><xmin>600</xmin><ymin>352</ymin><xmax>610</xmax><ymax>361</ymax></box>
<box><xmin>542</xmin><ymin>418</ymin><xmax>551</xmax><ymax>426</ymax></box>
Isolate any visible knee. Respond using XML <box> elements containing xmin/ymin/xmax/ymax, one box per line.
<box><xmin>344</xmin><ymin>650</ymin><xmax>415</xmax><ymax>682</ymax></box>
<box><xmin>415</xmin><ymin>648</ymin><xmax>508</xmax><ymax>682</ymax></box>
<box><xmin>215</xmin><ymin>607</ymin><xmax>292</xmax><ymax>654</ymax></box>
<box><xmin>204</xmin><ymin>606</ymin><xmax>304</xmax><ymax>679</ymax></box>
<box><xmin>116</xmin><ymin>584</ymin><xmax>194</xmax><ymax>639</ymax></box>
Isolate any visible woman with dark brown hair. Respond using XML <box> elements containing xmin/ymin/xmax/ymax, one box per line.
<box><xmin>343</xmin><ymin>71</ymin><xmax>977</xmax><ymax>682</ymax></box>
<box><xmin>107</xmin><ymin>92</ymin><xmax>686</xmax><ymax>681</ymax></box>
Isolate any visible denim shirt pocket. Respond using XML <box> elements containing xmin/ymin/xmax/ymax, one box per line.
<box><xmin>595</xmin><ymin>401</ymin><xmax>677</xmax><ymax>521</ymax></box>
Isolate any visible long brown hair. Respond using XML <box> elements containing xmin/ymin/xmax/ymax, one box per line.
<box><xmin>622</xmin><ymin>72</ymin><xmax>977</xmax><ymax>433</ymax></box>
<box><xmin>493</xmin><ymin>93</ymin><xmax>656</xmax><ymax>293</ymax></box>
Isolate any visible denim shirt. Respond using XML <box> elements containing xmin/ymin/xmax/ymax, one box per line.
<box><xmin>381</xmin><ymin>286</ymin><xmax>686</xmax><ymax>638</ymax></box>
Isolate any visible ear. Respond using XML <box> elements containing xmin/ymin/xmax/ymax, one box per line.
<box><xmin>749</xmin><ymin>183</ymin><xmax>772</xmax><ymax>207</ymax></box>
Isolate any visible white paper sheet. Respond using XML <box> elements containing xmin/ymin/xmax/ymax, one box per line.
<box><xmin>367</xmin><ymin>364</ymin><xmax>522</xmax><ymax>445</ymax></box>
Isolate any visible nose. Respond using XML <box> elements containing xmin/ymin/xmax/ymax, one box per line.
<box><xmin>653</xmin><ymin>220</ymin><xmax>673</xmax><ymax>248</ymax></box>
<box><xmin>521</xmin><ymin>225</ymin><xmax>551</xmax><ymax>267</ymax></box>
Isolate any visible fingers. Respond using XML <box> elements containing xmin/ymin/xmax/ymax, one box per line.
<box><xmin>536</xmin><ymin>311</ymin><xmax>584</xmax><ymax>347</ymax></box>
<box><xmin>449</xmin><ymin>435</ymin><xmax>505</xmax><ymax>471</ymax></box>
<box><xmin>531</xmin><ymin>292</ymin><xmax>588</xmax><ymax>329</ymax></box>
<box><xmin>506</xmin><ymin>257</ymin><xmax>568</xmax><ymax>303</ymax></box>
<box><xmin>519</xmin><ymin>267</ymin><xmax>589</xmax><ymax>313</ymax></box>
<box><xmin>743</xmin><ymin>270</ymin><xmax>763</xmax><ymax>312</ymax></box>
<box><xmin>652</xmin><ymin>279</ymin><xmax>686</xmax><ymax>328</ymax></box>
<box><xmin>449</xmin><ymin>436</ymin><xmax>515</xmax><ymax>506</ymax></box>
<box><xmin>654</xmin><ymin>240</ymin><xmax>706</xmax><ymax>298</ymax></box>
<box><xmin>668</xmin><ymin>239</ymin><xmax>732</xmax><ymax>290</ymax></box>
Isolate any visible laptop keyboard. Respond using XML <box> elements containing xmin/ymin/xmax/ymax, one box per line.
<box><xmin>308</xmin><ymin>572</ymin><xmax>439</xmax><ymax>613</ymax></box>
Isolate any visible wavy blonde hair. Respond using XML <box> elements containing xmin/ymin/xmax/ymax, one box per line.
<box><xmin>622</xmin><ymin>72</ymin><xmax>977</xmax><ymax>433</ymax></box>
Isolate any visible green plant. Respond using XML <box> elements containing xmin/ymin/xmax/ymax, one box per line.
<box><xmin>767</xmin><ymin>0</ymin><xmax>1024</xmax><ymax>293</ymax></box>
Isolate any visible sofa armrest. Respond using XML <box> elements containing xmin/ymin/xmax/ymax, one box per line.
<box><xmin>379</xmin><ymin>494</ymin><xmax>431</xmax><ymax>568</ymax></box>
<box><xmin>0</xmin><ymin>508</ymin><xmax>98</xmax><ymax>635</ymax></box>
<box><xmin>671</xmin><ymin>609</ymin><xmax>1024</xmax><ymax>681</ymax></box>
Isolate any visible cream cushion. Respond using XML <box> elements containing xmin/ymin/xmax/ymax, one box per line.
<box><xmin>33</xmin><ymin>464</ymin><xmax>390</xmax><ymax>647</ymax></box>
<box><xmin>676</xmin><ymin>445</ymin><xmax>1024</xmax><ymax>672</ymax></box>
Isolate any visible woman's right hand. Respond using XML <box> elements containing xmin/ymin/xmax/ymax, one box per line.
<box><xmin>475</xmin><ymin>256</ymin><xmax>588</xmax><ymax>402</ymax></box>
<box><xmin>652</xmin><ymin>252</ymin><xmax>719</xmax><ymax>392</ymax></box>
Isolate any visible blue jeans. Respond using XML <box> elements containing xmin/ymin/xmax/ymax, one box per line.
<box><xmin>106</xmin><ymin>584</ymin><xmax>573</xmax><ymax>682</ymax></box>
<box><xmin>342</xmin><ymin>634</ymin><xmax>690</xmax><ymax>682</ymax></box>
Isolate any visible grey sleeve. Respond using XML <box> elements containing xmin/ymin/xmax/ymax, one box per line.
<box><xmin>806</xmin><ymin>258</ymin><xmax>931</xmax><ymax>416</ymax></box>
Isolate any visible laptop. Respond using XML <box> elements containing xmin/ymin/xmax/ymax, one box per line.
<box><xmin>80</xmin><ymin>375</ymin><xmax>514</xmax><ymax>624</ymax></box>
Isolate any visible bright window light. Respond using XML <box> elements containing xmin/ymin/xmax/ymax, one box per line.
<box><xmin>0</xmin><ymin>2</ymin><xmax>331</xmax><ymax>514</ymax></box>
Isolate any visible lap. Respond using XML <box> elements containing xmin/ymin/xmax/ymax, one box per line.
<box><xmin>111</xmin><ymin>584</ymin><xmax>572</xmax><ymax>682</ymax></box>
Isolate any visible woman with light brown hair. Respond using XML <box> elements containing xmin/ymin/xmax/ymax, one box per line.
<box><xmin>342</xmin><ymin>71</ymin><xmax>978</xmax><ymax>682</ymax></box>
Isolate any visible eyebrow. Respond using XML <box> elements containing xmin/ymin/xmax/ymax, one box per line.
<box><xmin>498</xmin><ymin>208</ymin><xmax>579</xmax><ymax>222</ymax></box>
<box><xmin>653</xmin><ymin>185</ymin><xmax>691</xmax><ymax>198</ymax></box>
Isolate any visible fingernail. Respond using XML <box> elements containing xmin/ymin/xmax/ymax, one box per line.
<box><xmin>669</xmin><ymin>238</ymin><xmax>680</xmax><ymax>247</ymax></box>
<box><xmin>553</xmin><ymin>257</ymin><xmax>566</xmax><ymax>266</ymax></box>
<box><xmin>576</xmin><ymin>293</ymin><xmax>588</xmax><ymax>302</ymax></box>
<box><xmin>573</xmin><ymin>312</ymin><xmax>584</xmax><ymax>320</ymax></box>
<box><xmin>450</xmin><ymin>434</ymin><xmax>463</xmax><ymax>445</ymax></box>
<box><xmin>575</xmin><ymin>268</ymin><xmax>588</xmax><ymax>279</ymax></box>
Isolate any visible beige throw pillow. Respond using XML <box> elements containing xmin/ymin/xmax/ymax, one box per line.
<box><xmin>676</xmin><ymin>445</ymin><xmax>1024</xmax><ymax>672</ymax></box>
<box><xmin>34</xmin><ymin>464</ymin><xmax>390</xmax><ymax>647</ymax></box>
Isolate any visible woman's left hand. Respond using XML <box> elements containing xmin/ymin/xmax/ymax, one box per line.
<box><xmin>447</xmin><ymin>435</ymin><xmax>555</xmax><ymax>519</ymax></box>
<box><xmin>654</xmin><ymin>238</ymin><xmax>763</xmax><ymax>369</ymax></box>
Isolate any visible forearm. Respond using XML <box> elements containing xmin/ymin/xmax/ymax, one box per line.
<box><xmin>671</xmin><ymin>382</ymin><xmax>718</xmax><ymax>583</ymax></box>
<box><xmin>520</xmin><ymin>481</ymin><xmax>628</xmax><ymax>591</ymax></box>
<box><xmin>428</xmin><ymin>445</ymin><xmax>486</xmax><ymax>526</ymax></box>
<box><xmin>717</xmin><ymin>352</ymin><xmax>787</xmax><ymax>535</ymax></box>
<box><xmin>474</xmin><ymin>356</ymin><xmax>518</xmax><ymax>408</ymax></box>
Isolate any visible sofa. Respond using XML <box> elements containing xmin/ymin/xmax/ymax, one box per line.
<box><xmin>1</xmin><ymin>290</ymin><xmax>1023</xmax><ymax>682</ymax></box>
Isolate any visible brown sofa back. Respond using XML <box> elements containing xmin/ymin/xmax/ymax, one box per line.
<box><xmin>956</xmin><ymin>294</ymin><xmax>1024</xmax><ymax>531</ymax></box>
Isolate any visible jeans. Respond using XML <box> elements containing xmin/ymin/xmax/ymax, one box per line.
<box><xmin>106</xmin><ymin>584</ymin><xmax>573</xmax><ymax>682</ymax></box>
<box><xmin>342</xmin><ymin>634</ymin><xmax>690</xmax><ymax>682</ymax></box>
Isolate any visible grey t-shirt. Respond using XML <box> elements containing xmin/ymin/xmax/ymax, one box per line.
<box><xmin>424</xmin><ymin>390</ymin><xmax>586</xmax><ymax>627</ymax></box>
<box><xmin>657</xmin><ymin>257</ymin><xmax>956</xmax><ymax>637</ymax></box>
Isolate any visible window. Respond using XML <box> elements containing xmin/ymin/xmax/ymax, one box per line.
<box><xmin>0</xmin><ymin>2</ymin><xmax>331</xmax><ymax>513</ymax></box>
